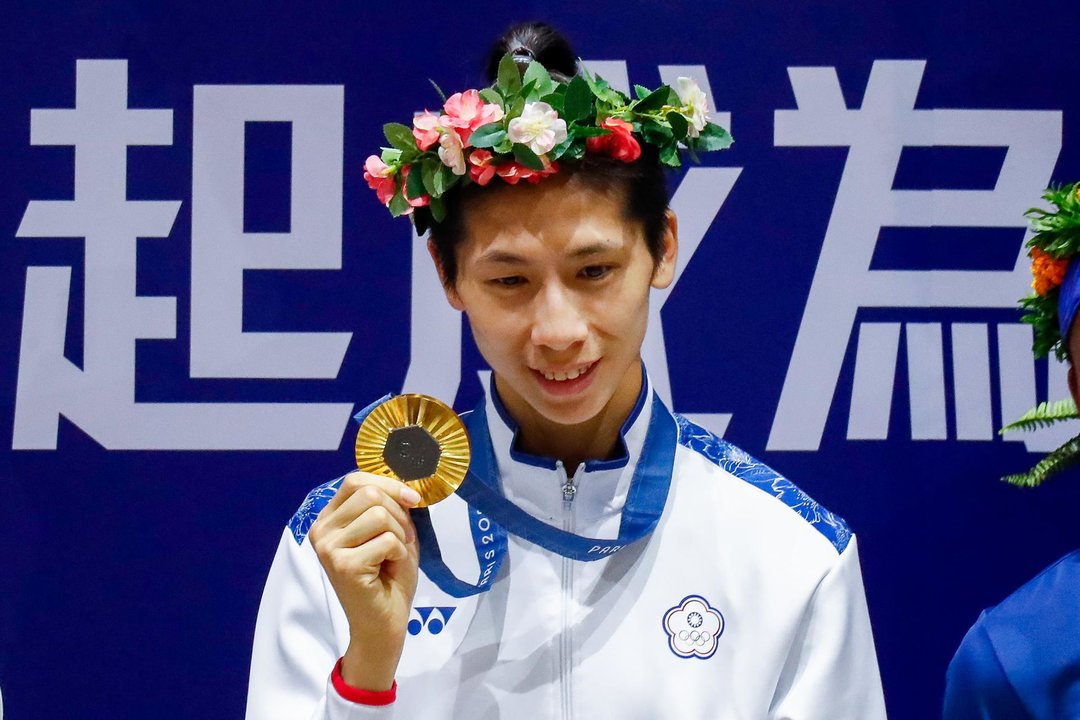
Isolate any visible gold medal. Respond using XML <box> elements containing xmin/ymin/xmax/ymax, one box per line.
<box><xmin>354</xmin><ymin>394</ymin><xmax>471</xmax><ymax>507</ymax></box>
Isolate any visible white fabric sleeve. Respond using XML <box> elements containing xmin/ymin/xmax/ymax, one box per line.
<box><xmin>245</xmin><ymin>528</ymin><xmax>396</xmax><ymax>720</ymax></box>
<box><xmin>769</xmin><ymin>534</ymin><xmax>888</xmax><ymax>720</ymax></box>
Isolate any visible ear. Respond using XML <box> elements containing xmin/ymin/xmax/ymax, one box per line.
<box><xmin>428</xmin><ymin>239</ymin><xmax>464</xmax><ymax>311</ymax></box>
<box><xmin>650</xmin><ymin>209</ymin><xmax>679</xmax><ymax>290</ymax></box>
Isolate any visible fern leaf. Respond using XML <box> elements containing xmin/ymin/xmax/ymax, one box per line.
<box><xmin>1000</xmin><ymin>398</ymin><xmax>1080</xmax><ymax>434</ymax></box>
<box><xmin>1002</xmin><ymin>432</ymin><xmax>1080</xmax><ymax>487</ymax></box>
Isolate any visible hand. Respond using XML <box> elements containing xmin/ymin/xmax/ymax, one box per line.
<box><xmin>308</xmin><ymin>471</ymin><xmax>421</xmax><ymax>692</ymax></box>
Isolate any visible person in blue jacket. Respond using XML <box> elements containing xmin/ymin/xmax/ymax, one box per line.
<box><xmin>943</xmin><ymin>182</ymin><xmax>1080</xmax><ymax>719</ymax></box>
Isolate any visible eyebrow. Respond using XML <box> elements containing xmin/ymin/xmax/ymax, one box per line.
<box><xmin>476</xmin><ymin>241</ymin><xmax>619</xmax><ymax>265</ymax></box>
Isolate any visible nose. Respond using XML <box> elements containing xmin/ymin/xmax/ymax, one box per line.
<box><xmin>530</xmin><ymin>282</ymin><xmax>588</xmax><ymax>352</ymax></box>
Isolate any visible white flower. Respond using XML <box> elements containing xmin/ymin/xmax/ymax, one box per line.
<box><xmin>507</xmin><ymin>102</ymin><xmax>567</xmax><ymax>156</ymax></box>
<box><xmin>438</xmin><ymin>130</ymin><xmax>466</xmax><ymax>176</ymax></box>
<box><xmin>675</xmin><ymin>77</ymin><xmax>709</xmax><ymax>138</ymax></box>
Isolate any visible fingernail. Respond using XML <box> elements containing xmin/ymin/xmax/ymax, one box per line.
<box><xmin>400</xmin><ymin>485</ymin><xmax>422</xmax><ymax>506</ymax></box>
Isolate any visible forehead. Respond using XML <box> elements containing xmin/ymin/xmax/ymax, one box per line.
<box><xmin>459</xmin><ymin>174</ymin><xmax>640</xmax><ymax>259</ymax></box>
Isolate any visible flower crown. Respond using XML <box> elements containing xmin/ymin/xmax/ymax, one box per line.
<box><xmin>363</xmin><ymin>54</ymin><xmax>732</xmax><ymax>235</ymax></box>
<box><xmin>1020</xmin><ymin>182</ymin><xmax>1080</xmax><ymax>360</ymax></box>
<box><xmin>1001</xmin><ymin>182</ymin><xmax>1080</xmax><ymax>486</ymax></box>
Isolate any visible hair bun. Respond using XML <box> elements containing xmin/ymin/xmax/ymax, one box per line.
<box><xmin>486</xmin><ymin>21</ymin><xmax>577</xmax><ymax>83</ymax></box>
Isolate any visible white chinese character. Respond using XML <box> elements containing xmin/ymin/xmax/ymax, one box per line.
<box><xmin>14</xmin><ymin>60</ymin><xmax>352</xmax><ymax>450</ymax></box>
<box><xmin>768</xmin><ymin>60</ymin><xmax>1067</xmax><ymax>452</ymax></box>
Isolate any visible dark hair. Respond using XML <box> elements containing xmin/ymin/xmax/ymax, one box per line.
<box><xmin>430</xmin><ymin>21</ymin><xmax>671</xmax><ymax>286</ymax></box>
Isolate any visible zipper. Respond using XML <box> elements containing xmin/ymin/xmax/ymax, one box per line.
<box><xmin>556</xmin><ymin>460</ymin><xmax>574</xmax><ymax>720</ymax></box>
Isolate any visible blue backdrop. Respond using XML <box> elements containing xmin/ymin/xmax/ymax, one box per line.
<box><xmin>4</xmin><ymin>2</ymin><xmax>1080</xmax><ymax>718</ymax></box>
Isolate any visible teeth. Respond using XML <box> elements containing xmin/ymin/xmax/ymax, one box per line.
<box><xmin>542</xmin><ymin>362</ymin><xmax>592</xmax><ymax>382</ymax></box>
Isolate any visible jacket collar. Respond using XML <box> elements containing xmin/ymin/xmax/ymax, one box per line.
<box><xmin>478</xmin><ymin>365</ymin><xmax>657</xmax><ymax>534</ymax></box>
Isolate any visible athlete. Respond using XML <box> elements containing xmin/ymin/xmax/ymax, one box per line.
<box><xmin>246</xmin><ymin>22</ymin><xmax>887</xmax><ymax>719</ymax></box>
<box><xmin>943</xmin><ymin>183</ymin><xmax>1080</xmax><ymax>719</ymax></box>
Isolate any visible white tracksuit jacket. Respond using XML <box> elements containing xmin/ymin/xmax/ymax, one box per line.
<box><xmin>246</xmin><ymin>377</ymin><xmax>888</xmax><ymax>719</ymax></box>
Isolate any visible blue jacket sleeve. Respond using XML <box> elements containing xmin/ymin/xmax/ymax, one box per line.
<box><xmin>943</xmin><ymin>614</ymin><xmax>1032</xmax><ymax>720</ymax></box>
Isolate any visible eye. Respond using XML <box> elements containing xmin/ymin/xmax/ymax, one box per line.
<box><xmin>491</xmin><ymin>276</ymin><xmax>526</xmax><ymax>287</ymax></box>
<box><xmin>580</xmin><ymin>265</ymin><xmax>613</xmax><ymax>280</ymax></box>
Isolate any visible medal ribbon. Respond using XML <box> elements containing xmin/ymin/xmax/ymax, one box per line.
<box><xmin>414</xmin><ymin>392</ymin><xmax>677</xmax><ymax>598</ymax></box>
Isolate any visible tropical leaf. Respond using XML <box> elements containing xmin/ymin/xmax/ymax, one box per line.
<box><xmin>1000</xmin><ymin>398</ymin><xmax>1080</xmax><ymax>434</ymax></box>
<box><xmin>1002</xmin><ymin>432</ymin><xmax>1080</xmax><ymax>487</ymax></box>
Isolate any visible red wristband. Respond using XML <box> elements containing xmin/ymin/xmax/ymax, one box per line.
<box><xmin>331</xmin><ymin>657</ymin><xmax>397</xmax><ymax>706</ymax></box>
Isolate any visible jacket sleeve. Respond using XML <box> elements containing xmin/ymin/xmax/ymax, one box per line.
<box><xmin>769</xmin><ymin>534</ymin><xmax>889</xmax><ymax>720</ymax></box>
<box><xmin>245</xmin><ymin>527</ymin><xmax>397</xmax><ymax>720</ymax></box>
<box><xmin>941</xmin><ymin>615</ymin><xmax>1030</xmax><ymax>720</ymax></box>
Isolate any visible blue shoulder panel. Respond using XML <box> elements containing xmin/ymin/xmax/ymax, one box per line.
<box><xmin>675</xmin><ymin>415</ymin><xmax>852</xmax><ymax>554</ymax></box>
<box><xmin>287</xmin><ymin>476</ymin><xmax>345</xmax><ymax>545</ymax></box>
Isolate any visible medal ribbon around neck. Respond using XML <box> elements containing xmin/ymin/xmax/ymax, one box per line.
<box><xmin>411</xmin><ymin>392</ymin><xmax>678</xmax><ymax>598</ymax></box>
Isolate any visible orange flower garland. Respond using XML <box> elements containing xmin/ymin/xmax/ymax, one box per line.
<box><xmin>1030</xmin><ymin>246</ymin><xmax>1069</xmax><ymax>296</ymax></box>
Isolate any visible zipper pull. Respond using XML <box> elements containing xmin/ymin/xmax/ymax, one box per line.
<box><xmin>557</xmin><ymin>460</ymin><xmax>576</xmax><ymax>504</ymax></box>
<box><xmin>562</xmin><ymin>478</ymin><xmax>577</xmax><ymax>503</ymax></box>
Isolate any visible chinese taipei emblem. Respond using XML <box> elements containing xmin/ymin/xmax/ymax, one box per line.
<box><xmin>663</xmin><ymin>595</ymin><xmax>724</xmax><ymax>659</ymax></box>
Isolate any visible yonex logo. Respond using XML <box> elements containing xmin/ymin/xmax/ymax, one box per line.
<box><xmin>407</xmin><ymin>606</ymin><xmax>456</xmax><ymax>636</ymax></box>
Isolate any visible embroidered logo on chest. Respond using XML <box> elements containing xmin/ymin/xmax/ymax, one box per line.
<box><xmin>662</xmin><ymin>595</ymin><xmax>724</xmax><ymax>659</ymax></box>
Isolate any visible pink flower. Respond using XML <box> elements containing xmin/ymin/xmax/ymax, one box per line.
<box><xmin>400</xmin><ymin>166</ymin><xmax>429</xmax><ymax>212</ymax></box>
<box><xmin>412</xmin><ymin>111</ymin><xmax>441</xmax><ymax>151</ymax></box>
<box><xmin>586</xmin><ymin>117</ymin><xmax>641</xmax><ymax>163</ymax></box>
<box><xmin>469</xmin><ymin>149</ymin><xmax>497</xmax><ymax>186</ymax></box>
<box><xmin>439</xmin><ymin>130</ymin><xmax>467</xmax><ymax>176</ymax></box>
<box><xmin>442</xmin><ymin>89</ymin><xmax>504</xmax><ymax>145</ymax></box>
<box><xmin>495</xmin><ymin>158</ymin><xmax>560</xmax><ymax>186</ymax></box>
<box><xmin>363</xmin><ymin>154</ymin><xmax>396</xmax><ymax>206</ymax></box>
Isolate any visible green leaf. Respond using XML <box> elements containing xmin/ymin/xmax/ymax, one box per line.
<box><xmin>1002</xmin><ymin>431</ymin><xmax>1080</xmax><ymax>487</ymax></box>
<box><xmin>428</xmin><ymin>79</ymin><xmax>447</xmax><ymax>103</ymax></box>
<box><xmin>388</xmin><ymin>189</ymin><xmax>411</xmax><ymax>217</ymax></box>
<box><xmin>633</xmin><ymin>86</ymin><xmax>671</xmax><ymax>112</ymax></box>
<box><xmin>420</xmin><ymin>160</ymin><xmax>438</xmax><ymax>197</ymax></box>
<box><xmin>659</xmin><ymin>143</ymin><xmax>681</xmax><ymax>167</ymax></box>
<box><xmin>433</xmin><ymin>164</ymin><xmax>454</xmax><ymax>196</ymax></box>
<box><xmin>1000</xmin><ymin>398</ymin><xmax>1080</xmax><ymax>434</ymax></box>
<box><xmin>692</xmin><ymin>122</ymin><xmax>734</xmax><ymax>151</ymax></box>
<box><xmin>479</xmin><ymin>88</ymin><xmax>504</xmax><ymax>107</ymax></box>
<box><xmin>512</xmin><ymin>143</ymin><xmax>545</xmax><ymax>171</ymax></box>
<box><xmin>405</xmin><ymin>163</ymin><xmax>427</xmax><ymax>200</ymax></box>
<box><xmin>429</xmin><ymin>196</ymin><xmax>446</xmax><ymax>223</ymax></box>
<box><xmin>569</xmin><ymin>124</ymin><xmax>610</xmax><ymax>138</ymax></box>
<box><xmin>550</xmin><ymin>135</ymin><xmax>574</xmax><ymax>160</ymax></box>
<box><xmin>508</xmin><ymin>95</ymin><xmax>525</xmax><ymax>120</ymax></box>
<box><xmin>641</xmin><ymin>120</ymin><xmax>674</xmax><ymax>145</ymax></box>
<box><xmin>470</xmin><ymin>123</ymin><xmax>507</xmax><ymax>149</ymax></box>
<box><xmin>380</xmin><ymin>147</ymin><xmax>402</xmax><ymax>165</ymax></box>
<box><xmin>522</xmin><ymin>61</ymin><xmax>555</xmax><ymax>98</ymax></box>
<box><xmin>580</xmin><ymin>62</ymin><xmax>623</xmax><ymax>104</ymax></box>
<box><xmin>634</xmin><ymin>84</ymin><xmax>651</xmax><ymax>100</ymax></box>
<box><xmin>497</xmin><ymin>53</ymin><xmax>521</xmax><ymax>95</ymax></box>
<box><xmin>494</xmin><ymin>137</ymin><xmax>513</xmax><ymax>154</ymax></box>
<box><xmin>667</xmin><ymin>111</ymin><xmax>689</xmax><ymax>141</ymax></box>
<box><xmin>383</xmin><ymin>123</ymin><xmax>417</xmax><ymax>152</ymax></box>
<box><xmin>564</xmin><ymin>75</ymin><xmax>595</xmax><ymax>122</ymax></box>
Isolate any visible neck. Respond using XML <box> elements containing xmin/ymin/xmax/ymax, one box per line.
<box><xmin>494</xmin><ymin>363</ymin><xmax>643</xmax><ymax>475</ymax></box>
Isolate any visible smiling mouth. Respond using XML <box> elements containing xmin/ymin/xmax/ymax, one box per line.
<box><xmin>537</xmin><ymin>360</ymin><xmax>596</xmax><ymax>382</ymax></box>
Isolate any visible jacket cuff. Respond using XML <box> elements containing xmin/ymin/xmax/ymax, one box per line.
<box><xmin>331</xmin><ymin>658</ymin><xmax>397</xmax><ymax>706</ymax></box>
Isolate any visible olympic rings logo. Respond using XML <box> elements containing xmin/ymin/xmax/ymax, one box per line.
<box><xmin>677</xmin><ymin>629</ymin><xmax>713</xmax><ymax>646</ymax></box>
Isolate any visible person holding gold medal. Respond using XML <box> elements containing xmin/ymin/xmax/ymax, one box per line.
<box><xmin>246</xmin><ymin>22</ymin><xmax>887</xmax><ymax>720</ymax></box>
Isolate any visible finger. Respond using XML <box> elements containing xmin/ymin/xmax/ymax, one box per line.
<box><xmin>335</xmin><ymin>503</ymin><xmax>412</xmax><ymax>548</ymax></box>
<box><xmin>338</xmin><ymin>531</ymin><xmax>411</xmax><ymax>577</ymax></box>
<box><xmin>324</xmin><ymin>471</ymin><xmax>422</xmax><ymax>515</ymax></box>
<box><xmin>324</xmin><ymin>482</ymin><xmax>415</xmax><ymax>535</ymax></box>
